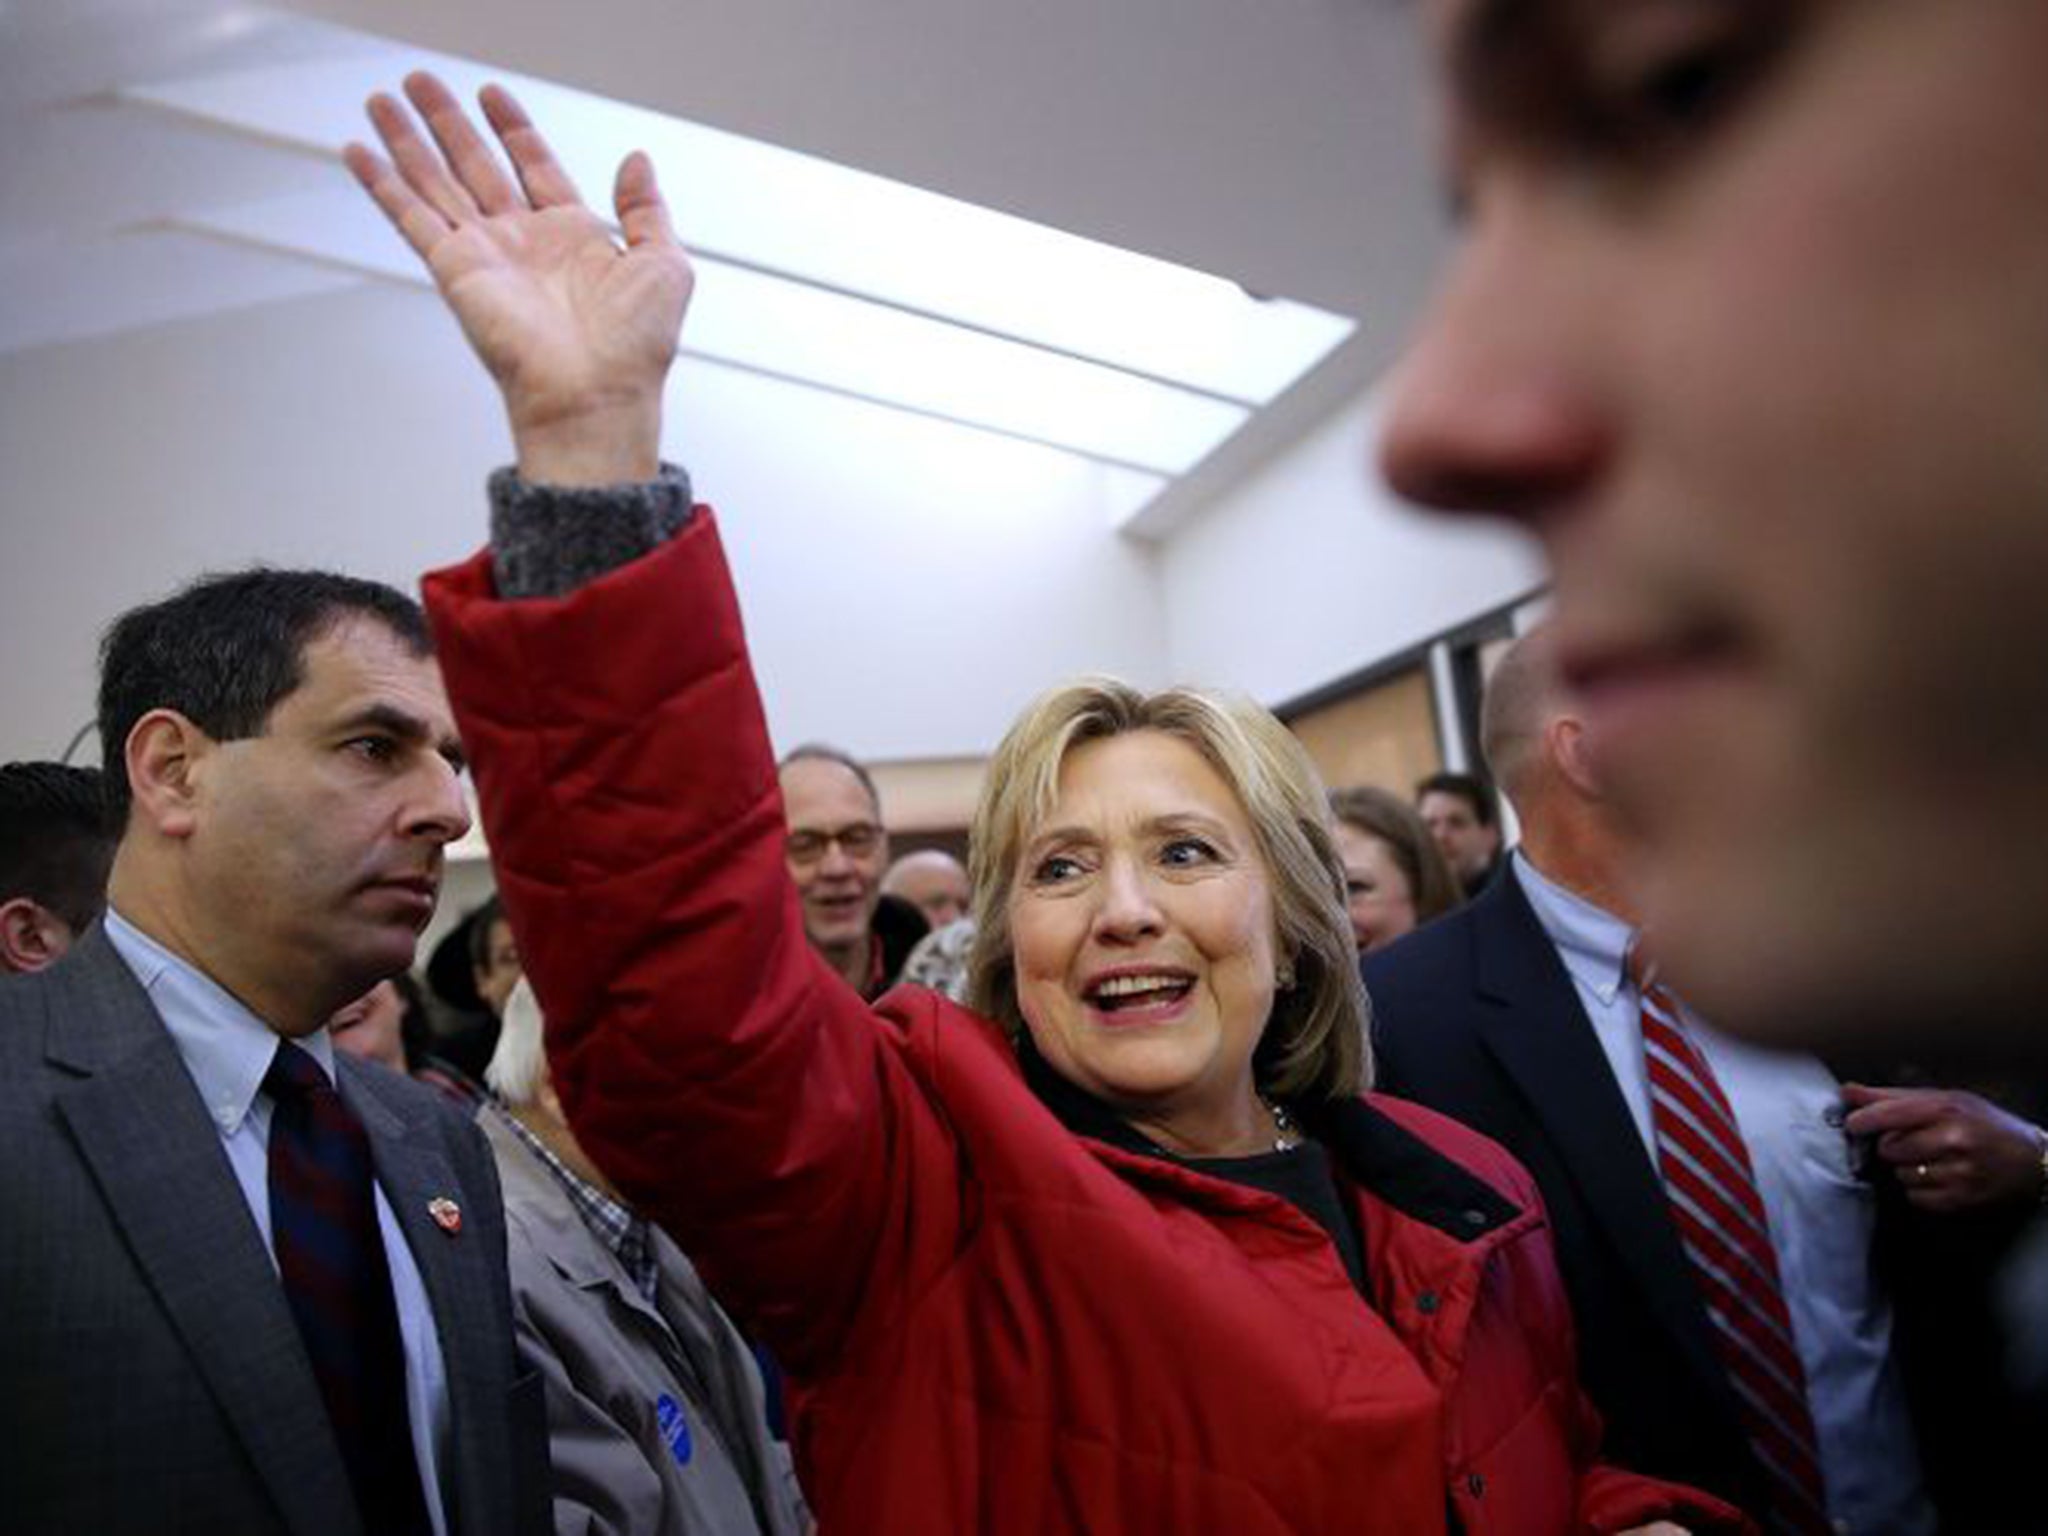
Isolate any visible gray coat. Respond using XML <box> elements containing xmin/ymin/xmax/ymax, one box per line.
<box><xmin>0</xmin><ymin>925</ymin><xmax>550</xmax><ymax>1536</ymax></box>
<box><xmin>480</xmin><ymin>1109</ymin><xmax>806</xmax><ymax>1536</ymax></box>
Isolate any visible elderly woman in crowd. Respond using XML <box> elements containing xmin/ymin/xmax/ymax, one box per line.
<box><xmin>351</xmin><ymin>73</ymin><xmax>1743</xmax><ymax>1536</ymax></box>
<box><xmin>1328</xmin><ymin>785</ymin><xmax>1463</xmax><ymax>954</ymax></box>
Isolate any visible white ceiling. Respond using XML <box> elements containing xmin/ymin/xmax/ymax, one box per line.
<box><xmin>0</xmin><ymin>0</ymin><xmax>1446</xmax><ymax>389</ymax></box>
<box><xmin>0</xmin><ymin>0</ymin><xmax>1471</xmax><ymax>772</ymax></box>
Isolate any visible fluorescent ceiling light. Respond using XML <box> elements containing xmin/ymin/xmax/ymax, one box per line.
<box><xmin>170</xmin><ymin>185</ymin><xmax>1248</xmax><ymax>474</ymax></box>
<box><xmin>125</xmin><ymin>37</ymin><xmax>1353</xmax><ymax>481</ymax></box>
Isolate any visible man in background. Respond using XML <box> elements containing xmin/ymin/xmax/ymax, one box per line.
<box><xmin>881</xmin><ymin>848</ymin><xmax>970</xmax><ymax>933</ymax></box>
<box><xmin>1415</xmin><ymin>769</ymin><xmax>1502</xmax><ymax>899</ymax></box>
<box><xmin>1369</xmin><ymin>631</ymin><xmax>2025</xmax><ymax>1532</ymax></box>
<box><xmin>778</xmin><ymin>744</ymin><xmax>923</xmax><ymax>999</ymax></box>
<box><xmin>471</xmin><ymin>893</ymin><xmax>524</xmax><ymax>1017</ymax></box>
<box><xmin>1380</xmin><ymin>2</ymin><xmax>2048</xmax><ymax>1435</ymax></box>
<box><xmin>0</xmin><ymin>761</ymin><xmax>116</xmax><ymax>974</ymax></box>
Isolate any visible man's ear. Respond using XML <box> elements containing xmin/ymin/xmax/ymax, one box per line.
<box><xmin>1550</xmin><ymin>717</ymin><xmax>1604</xmax><ymax>801</ymax></box>
<box><xmin>0</xmin><ymin>897</ymin><xmax>74</xmax><ymax>974</ymax></box>
<box><xmin>125</xmin><ymin>709</ymin><xmax>213</xmax><ymax>839</ymax></box>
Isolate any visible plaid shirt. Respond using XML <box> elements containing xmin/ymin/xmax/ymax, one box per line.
<box><xmin>489</xmin><ymin>1104</ymin><xmax>660</xmax><ymax>1304</ymax></box>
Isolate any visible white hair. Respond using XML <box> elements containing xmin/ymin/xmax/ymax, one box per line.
<box><xmin>484</xmin><ymin>976</ymin><xmax>548</xmax><ymax>1107</ymax></box>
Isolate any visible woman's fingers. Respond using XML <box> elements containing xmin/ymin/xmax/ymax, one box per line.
<box><xmin>343</xmin><ymin>140</ymin><xmax>453</xmax><ymax>262</ymax></box>
<box><xmin>614</xmin><ymin>150</ymin><xmax>680</xmax><ymax>252</ymax></box>
<box><xmin>360</xmin><ymin>71</ymin><xmax>660</xmax><ymax>265</ymax></box>
<box><xmin>366</xmin><ymin>89</ymin><xmax>480</xmax><ymax>229</ymax></box>
<box><xmin>480</xmin><ymin>83</ymin><xmax>588</xmax><ymax>210</ymax></box>
<box><xmin>402</xmin><ymin>71</ymin><xmax>523</xmax><ymax>217</ymax></box>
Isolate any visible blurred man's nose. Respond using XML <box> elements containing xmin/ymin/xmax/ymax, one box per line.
<box><xmin>1377</xmin><ymin>201</ymin><xmax>1612</xmax><ymax>526</ymax></box>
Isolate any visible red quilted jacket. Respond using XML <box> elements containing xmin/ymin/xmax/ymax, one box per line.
<box><xmin>425</xmin><ymin>508</ymin><xmax>1748</xmax><ymax>1536</ymax></box>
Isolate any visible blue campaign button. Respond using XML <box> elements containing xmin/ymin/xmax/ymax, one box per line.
<box><xmin>655</xmin><ymin>1393</ymin><xmax>693</xmax><ymax>1466</ymax></box>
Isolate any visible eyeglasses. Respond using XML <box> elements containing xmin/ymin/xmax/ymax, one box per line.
<box><xmin>785</xmin><ymin>822</ymin><xmax>884</xmax><ymax>867</ymax></box>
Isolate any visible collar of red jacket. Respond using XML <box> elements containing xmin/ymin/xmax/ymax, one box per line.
<box><xmin>1017</xmin><ymin>1036</ymin><xmax>1521</xmax><ymax>1244</ymax></box>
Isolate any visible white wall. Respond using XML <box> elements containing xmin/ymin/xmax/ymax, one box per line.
<box><xmin>672</xmin><ymin>362</ymin><xmax>1169</xmax><ymax>764</ymax></box>
<box><xmin>0</xmin><ymin>280</ymin><xmax>1536</xmax><ymax>777</ymax></box>
<box><xmin>0</xmin><ymin>278</ymin><xmax>1168</xmax><ymax>766</ymax></box>
<box><xmin>1156</xmin><ymin>388</ymin><xmax>1545</xmax><ymax>704</ymax></box>
<box><xmin>0</xmin><ymin>281</ymin><xmax>503</xmax><ymax>766</ymax></box>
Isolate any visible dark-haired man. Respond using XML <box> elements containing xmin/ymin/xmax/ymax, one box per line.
<box><xmin>0</xmin><ymin>761</ymin><xmax>115</xmax><ymax>973</ymax></box>
<box><xmin>0</xmin><ymin>569</ymin><xmax>545</xmax><ymax>1535</ymax></box>
<box><xmin>1415</xmin><ymin>769</ymin><xmax>1501</xmax><ymax>899</ymax></box>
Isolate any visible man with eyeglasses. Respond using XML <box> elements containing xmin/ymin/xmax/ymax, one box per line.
<box><xmin>777</xmin><ymin>744</ymin><xmax>921</xmax><ymax>1000</ymax></box>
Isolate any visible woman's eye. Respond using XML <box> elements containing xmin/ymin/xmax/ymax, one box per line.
<box><xmin>1161</xmin><ymin>837</ymin><xmax>1217</xmax><ymax>868</ymax></box>
<box><xmin>1031</xmin><ymin>854</ymin><xmax>1082</xmax><ymax>884</ymax></box>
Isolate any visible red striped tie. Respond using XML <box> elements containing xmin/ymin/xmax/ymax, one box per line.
<box><xmin>1628</xmin><ymin>948</ymin><xmax>1833</xmax><ymax>1536</ymax></box>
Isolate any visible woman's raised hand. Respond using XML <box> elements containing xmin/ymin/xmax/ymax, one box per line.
<box><xmin>344</xmin><ymin>71</ymin><xmax>693</xmax><ymax>485</ymax></box>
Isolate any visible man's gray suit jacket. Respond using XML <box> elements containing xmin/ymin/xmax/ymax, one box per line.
<box><xmin>0</xmin><ymin>925</ymin><xmax>550</xmax><ymax>1536</ymax></box>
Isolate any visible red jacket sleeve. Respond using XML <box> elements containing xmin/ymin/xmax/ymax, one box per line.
<box><xmin>423</xmin><ymin>514</ymin><xmax>969</xmax><ymax>1374</ymax></box>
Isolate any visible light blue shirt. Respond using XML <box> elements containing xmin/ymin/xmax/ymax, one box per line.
<box><xmin>104</xmin><ymin>908</ymin><xmax>452</xmax><ymax>1536</ymax></box>
<box><xmin>1511</xmin><ymin>853</ymin><xmax>1933</xmax><ymax>1536</ymax></box>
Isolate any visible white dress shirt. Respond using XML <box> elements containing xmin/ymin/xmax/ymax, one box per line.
<box><xmin>1512</xmin><ymin>853</ymin><xmax>1933</xmax><ymax>1536</ymax></box>
<box><xmin>105</xmin><ymin>908</ymin><xmax>452</xmax><ymax>1536</ymax></box>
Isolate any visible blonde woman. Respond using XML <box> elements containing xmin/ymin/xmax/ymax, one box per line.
<box><xmin>355</xmin><ymin>72</ymin><xmax>1744</xmax><ymax>1536</ymax></box>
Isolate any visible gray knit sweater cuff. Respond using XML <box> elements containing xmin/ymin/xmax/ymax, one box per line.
<box><xmin>486</xmin><ymin>462</ymin><xmax>695</xmax><ymax>599</ymax></box>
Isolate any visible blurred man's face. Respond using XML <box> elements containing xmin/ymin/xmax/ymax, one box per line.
<box><xmin>780</xmin><ymin>758</ymin><xmax>888</xmax><ymax>957</ymax></box>
<box><xmin>1381</xmin><ymin>0</ymin><xmax>2048</xmax><ymax>1049</ymax></box>
<box><xmin>1419</xmin><ymin>790</ymin><xmax>1498</xmax><ymax>884</ymax></box>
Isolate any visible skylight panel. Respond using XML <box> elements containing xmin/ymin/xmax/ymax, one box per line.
<box><xmin>124</xmin><ymin>35</ymin><xmax>1353</xmax><ymax>488</ymax></box>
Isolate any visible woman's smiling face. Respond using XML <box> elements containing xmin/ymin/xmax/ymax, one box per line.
<box><xmin>1007</xmin><ymin>729</ymin><xmax>1282</xmax><ymax>1156</ymax></box>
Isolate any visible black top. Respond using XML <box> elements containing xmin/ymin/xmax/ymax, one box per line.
<box><xmin>1019</xmin><ymin>1038</ymin><xmax>1369</xmax><ymax>1295</ymax></box>
<box><xmin>1186</xmin><ymin>1141</ymin><xmax>1367</xmax><ymax>1295</ymax></box>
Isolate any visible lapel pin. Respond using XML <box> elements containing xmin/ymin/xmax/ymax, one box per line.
<box><xmin>428</xmin><ymin>1196</ymin><xmax>463</xmax><ymax>1235</ymax></box>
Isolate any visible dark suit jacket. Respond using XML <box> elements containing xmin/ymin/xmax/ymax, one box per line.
<box><xmin>0</xmin><ymin>926</ymin><xmax>549</xmax><ymax>1536</ymax></box>
<box><xmin>1364</xmin><ymin>871</ymin><xmax>2026</xmax><ymax>1532</ymax></box>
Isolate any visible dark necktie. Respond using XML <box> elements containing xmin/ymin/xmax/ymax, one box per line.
<box><xmin>265</xmin><ymin>1041</ymin><xmax>434</xmax><ymax>1536</ymax></box>
<box><xmin>1627</xmin><ymin>946</ymin><xmax>1832</xmax><ymax>1536</ymax></box>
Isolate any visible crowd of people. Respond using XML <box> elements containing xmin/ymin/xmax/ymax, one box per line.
<box><xmin>6</xmin><ymin>5</ymin><xmax>2048</xmax><ymax>1533</ymax></box>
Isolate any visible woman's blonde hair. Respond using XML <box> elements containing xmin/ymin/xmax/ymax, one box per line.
<box><xmin>965</xmin><ymin>678</ymin><xmax>1370</xmax><ymax>1103</ymax></box>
